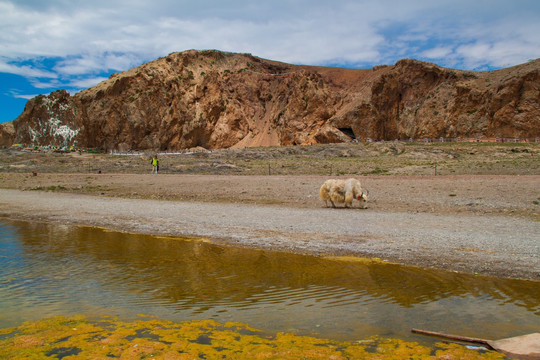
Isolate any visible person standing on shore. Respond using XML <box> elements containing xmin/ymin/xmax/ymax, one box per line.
<box><xmin>151</xmin><ymin>155</ymin><xmax>159</xmax><ymax>174</ymax></box>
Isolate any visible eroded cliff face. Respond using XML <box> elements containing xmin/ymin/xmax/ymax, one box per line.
<box><xmin>368</xmin><ymin>59</ymin><xmax>540</xmax><ymax>140</ymax></box>
<box><xmin>7</xmin><ymin>50</ymin><xmax>540</xmax><ymax>150</ymax></box>
<box><xmin>13</xmin><ymin>90</ymin><xmax>82</xmax><ymax>147</ymax></box>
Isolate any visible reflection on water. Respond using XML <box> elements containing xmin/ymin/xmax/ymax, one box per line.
<box><xmin>0</xmin><ymin>219</ymin><xmax>539</xmax><ymax>342</ymax></box>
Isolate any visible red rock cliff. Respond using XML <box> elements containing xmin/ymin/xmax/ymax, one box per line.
<box><xmin>8</xmin><ymin>50</ymin><xmax>540</xmax><ymax>150</ymax></box>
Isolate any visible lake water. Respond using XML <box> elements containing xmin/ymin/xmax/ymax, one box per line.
<box><xmin>0</xmin><ymin>219</ymin><xmax>538</xmax><ymax>343</ymax></box>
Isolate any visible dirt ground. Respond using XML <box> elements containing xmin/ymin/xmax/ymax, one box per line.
<box><xmin>1</xmin><ymin>172</ymin><xmax>539</xmax><ymax>220</ymax></box>
<box><xmin>1</xmin><ymin>143</ymin><xmax>539</xmax><ymax>281</ymax></box>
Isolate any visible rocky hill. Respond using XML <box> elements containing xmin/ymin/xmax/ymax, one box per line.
<box><xmin>3</xmin><ymin>50</ymin><xmax>539</xmax><ymax>150</ymax></box>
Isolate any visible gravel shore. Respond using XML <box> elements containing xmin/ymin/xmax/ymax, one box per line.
<box><xmin>1</xmin><ymin>174</ymin><xmax>538</xmax><ymax>281</ymax></box>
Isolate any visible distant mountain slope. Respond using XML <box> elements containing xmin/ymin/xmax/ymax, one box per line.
<box><xmin>5</xmin><ymin>50</ymin><xmax>540</xmax><ymax>150</ymax></box>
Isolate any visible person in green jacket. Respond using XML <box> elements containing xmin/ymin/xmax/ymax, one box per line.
<box><xmin>151</xmin><ymin>155</ymin><xmax>159</xmax><ymax>174</ymax></box>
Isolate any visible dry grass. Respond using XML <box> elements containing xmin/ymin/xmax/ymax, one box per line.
<box><xmin>1</xmin><ymin>141</ymin><xmax>539</xmax><ymax>176</ymax></box>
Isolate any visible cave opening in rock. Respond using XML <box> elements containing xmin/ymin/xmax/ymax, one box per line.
<box><xmin>338</xmin><ymin>127</ymin><xmax>356</xmax><ymax>139</ymax></box>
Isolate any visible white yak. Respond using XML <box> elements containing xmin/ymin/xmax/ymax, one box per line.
<box><xmin>319</xmin><ymin>178</ymin><xmax>369</xmax><ymax>208</ymax></box>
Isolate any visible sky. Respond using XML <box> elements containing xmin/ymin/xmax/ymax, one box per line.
<box><xmin>1</xmin><ymin>0</ymin><xmax>539</xmax><ymax>123</ymax></box>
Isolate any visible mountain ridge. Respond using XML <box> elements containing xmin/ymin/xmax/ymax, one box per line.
<box><xmin>2</xmin><ymin>50</ymin><xmax>539</xmax><ymax>150</ymax></box>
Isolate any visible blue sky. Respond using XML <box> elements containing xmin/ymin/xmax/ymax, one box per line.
<box><xmin>1</xmin><ymin>0</ymin><xmax>539</xmax><ymax>123</ymax></box>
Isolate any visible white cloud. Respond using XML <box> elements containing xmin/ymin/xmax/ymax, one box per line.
<box><xmin>0</xmin><ymin>59</ymin><xmax>57</xmax><ymax>78</ymax></box>
<box><xmin>0</xmin><ymin>0</ymin><xmax>539</xmax><ymax>81</ymax></box>
<box><xmin>29</xmin><ymin>78</ymin><xmax>62</xmax><ymax>89</ymax></box>
<box><xmin>53</xmin><ymin>53</ymin><xmax>142</xmax><ymax>77</ymax></box>
<box><xmin>69</xmin><ymin>76</ymin><xmax>109</xmax><ymax>89</ymax></box>
<box><xmin>421</xmin><ymin>47</ymin><xmax>453</xmax><ymax>60</ymax></box>
<box><xmin>12</xmin><ymin>93</ymin><xmax>40</xmax><ymax>100</ymax></box>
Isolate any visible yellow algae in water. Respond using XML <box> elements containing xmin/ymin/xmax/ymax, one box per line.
<box><xmin>0</xmin><ymin>316</ymin><xmax>507</xmax><ymax>359</ymax></box>
<box><xmin>86</xmin><ymin>224</ymin><xmax>210</xmax><ymax>243</ymax></box>
<box><xmin>154</xmin><ymin>235</ymin><xmax>210</xmax><ymax>243</ymax></box>
<box><xmin>323</xmin><ymin>255</ymin><xmax>390</xmax><ymax>264</ymax></box>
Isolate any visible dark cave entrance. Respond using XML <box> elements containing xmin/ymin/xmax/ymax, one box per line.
<box><xmin>338</xmin><ymin>127</ymin><xmax>356</xmax><ymax>139</ymax></box>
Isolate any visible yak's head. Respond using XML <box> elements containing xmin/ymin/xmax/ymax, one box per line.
<box><xmin>356</xmin><ymin>188</ymin><xmax>369</xmax><ymax>207</ymax></box>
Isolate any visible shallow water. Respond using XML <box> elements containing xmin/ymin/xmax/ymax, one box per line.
<box><xmin>0</xmin><ymin>219</ymin><xmax>538</xmax><ymax>343</ymax></box>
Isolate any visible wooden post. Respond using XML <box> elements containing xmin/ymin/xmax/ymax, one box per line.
<box><xmin>411</xmin><ymin>329</ymin><xmax>491</xmax><ymax>348</ymax></box>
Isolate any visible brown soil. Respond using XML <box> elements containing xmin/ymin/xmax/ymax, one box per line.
<box><xmin>1</xmin><ymin>172</ymin><xmax>539</xmax><ymax>220</ymax></box>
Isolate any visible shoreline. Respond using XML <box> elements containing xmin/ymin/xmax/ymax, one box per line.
<box><xmin>1</xmin><ymin>184</ymin><xmax>539</xmax><ymax>281</ymax></box>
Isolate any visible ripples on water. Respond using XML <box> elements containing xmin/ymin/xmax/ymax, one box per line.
<box><xmin>0</xmin><ymin>220</ymin><xmax>538</xmax><ymax>342</ymax></box>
